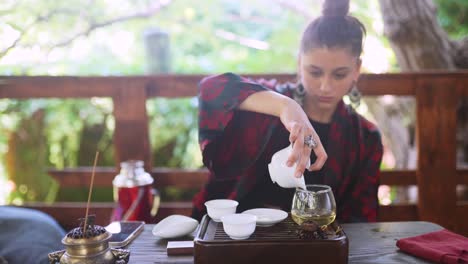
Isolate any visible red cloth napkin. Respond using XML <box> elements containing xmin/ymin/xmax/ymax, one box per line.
<box><xmin>396</xmin><ymin>229</ymin><xmax>468</xmax><ymax>264</ymax></box>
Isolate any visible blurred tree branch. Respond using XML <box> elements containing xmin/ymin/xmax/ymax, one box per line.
<box><xmin>0</xmin><ymin>0</ymin><xmax>22</xmax><ymax>16</ymax></box>
<box><xmin>0</xmin><ymin>0</ymin><xmax>173</xmax><ymax>59</ymax></box>
<box><xmin>51</xmin><ymin>1</ymin><xmax>172</xmax><ymax>49</ymax></box>
<box><xmin>0</xmin><ymin>32</ymin><xmax>22</xmax><ymax>59</ymax></box>
<box><xmin>1</xmin><ymin>8</ymin><xmax>83</xmax><ymax>58</ymax></box>
<box><xmin>214</xmin><ymin>29</ymin><xmax>270</xmax><ymax>50</ymax></box>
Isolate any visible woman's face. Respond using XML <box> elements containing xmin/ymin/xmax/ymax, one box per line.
<box><xmin>298</xmin><ymin>47</ymin><xmax>361</xmax><ymax>112</ymax></box>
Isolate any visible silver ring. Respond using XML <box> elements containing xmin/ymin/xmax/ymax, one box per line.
<box><xmin>304</xmin><ymin>135</ymin><xmax>317</xmax><ymax>149</ymax></box>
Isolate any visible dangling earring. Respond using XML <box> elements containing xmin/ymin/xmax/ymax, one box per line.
<box><xmin>348</xmin><ymin>81</ymin><xmax>361</xmax><ymax>108</ymax></box>
<box><xmin>293</xmin><ymin>82</ymin><xmax>306</xmax><ymax>107</ymax></box>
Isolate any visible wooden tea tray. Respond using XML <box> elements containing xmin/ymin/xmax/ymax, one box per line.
<box><xmin>194</xmin><ymin>214</ymin><xmax>348</xmax><ymax>264</ymax></box>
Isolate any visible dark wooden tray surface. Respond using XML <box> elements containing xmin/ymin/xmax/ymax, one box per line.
<box><xmin>197</xmin><ymin>214</ymin><xmax>345</xmax><ymax>243</ymax></box>
<box><xmin>194</xmin><ymin>214</ymin><xmax>349</xmax><ymax>264</ymax></box>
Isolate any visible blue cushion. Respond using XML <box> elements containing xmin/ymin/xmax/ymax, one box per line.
<box><xmin>0</xmin><ymin>206</ymin><xmax>65</xmax><ymax>264</ymax></box>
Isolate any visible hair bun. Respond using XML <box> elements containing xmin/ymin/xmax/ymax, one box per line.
<box><xmin>322</xmin><ymin>0</ymin><xmax>350</xmax><ymax>17</ymax></box>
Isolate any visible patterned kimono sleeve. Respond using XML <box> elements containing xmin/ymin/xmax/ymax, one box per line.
<box><xmin>193</xmin><ymin>72</ymin><xmax>272</xmax><ymax>220</ymax></box>
<box><xmin>350</xmin><ymin>129</ymin><xmax>384</xmax><ymax>222</ymax></box>
<box><xmin>197</xmin><ymin>72</ymin><xmax>269</xmax><ymax>152</ymax></box>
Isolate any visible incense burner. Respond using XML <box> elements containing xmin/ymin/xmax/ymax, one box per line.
<box><xmin>48</xmin><ymin>217</ymin><xmax>130</xmax><ymax>264</ymax></box>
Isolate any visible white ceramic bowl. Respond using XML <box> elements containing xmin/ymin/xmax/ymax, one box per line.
<box><xmin>152</xmin><ymin>215</ymin><xmax>199</xmax><ymax>239</ymax></box>
<box><xmin>221</xmin><ymin>214</ymin><xmax>257</xmax><ymax>240</ymax></box>
<box><xmin>242</xmin><ymin>208</ymin><xmax>288</xmax><ymax>227</ymax></box>
<box><xmin>205</xmin><ymin>199</ymin><xmax>238</xmax><ymax>222</ymax></box>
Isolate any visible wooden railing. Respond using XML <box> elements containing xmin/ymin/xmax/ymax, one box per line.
<box><xmin>1</xmin><ymin>72</ymin><xmax>467</xmax><ymax>235</ymax></box>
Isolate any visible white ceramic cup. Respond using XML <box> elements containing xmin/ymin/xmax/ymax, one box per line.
<box><xmin>268</xmin><ymin>144</ymin><xmax>307</xmax><ymax>189</ymax></box>
<box><xmin>205</xmin><ymin>199</ymin><xmax>239</xmax><ymax>222</ymax></box>
<box><xmin>221</xmin><ymin>213</ymin><xmax>257</xmax><ymax>240</ymax></box>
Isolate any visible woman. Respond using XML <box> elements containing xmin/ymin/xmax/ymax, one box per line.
<box><xmin>192</xmin><ymin>0</ymin><xmax>383</xmax><ymax>223</ymax></box>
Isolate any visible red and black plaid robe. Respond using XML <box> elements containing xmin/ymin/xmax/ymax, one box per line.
<box><xmin>192</xmin><ymin>72</ymin><xmax>383</xmax><ymax>223</ymax></box>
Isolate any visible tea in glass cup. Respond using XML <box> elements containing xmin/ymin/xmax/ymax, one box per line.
<box><xmin>291</xmin><ymin>184</ymin><xmax>336</xmax><ymax>227</ymax></box>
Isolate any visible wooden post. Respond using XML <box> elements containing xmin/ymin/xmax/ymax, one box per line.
<box><xmin>112</xmin><ymin>82</ymin><xmax>152</xmax><ymax>171</ymax></box>
<box><xmin>144</xmin><ymin>28</ymin><xmax>171</xmax><ymax>74</ymax></box>
<box><xmin>416</xmin><ymin>76</ymin><xmax>457</xmax><ymax>231</ymax></box>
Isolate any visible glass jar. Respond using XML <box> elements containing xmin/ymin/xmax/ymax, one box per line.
<box><xmin>112</xmin><ymin>160</ymin><xmax>159</xmax><ymax>222</ymax></box>
<box><xmin>291</xmin><ymin>184</ymin><xmax>336</xmax><ymax>227</ymax></box>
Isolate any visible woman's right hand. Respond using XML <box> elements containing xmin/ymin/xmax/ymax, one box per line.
<box><xmin>279</xmin><ymin>98</ymin><xmax>328</xmax><ymax>177</ymax></box>
<box><xmin>238</xmin><ymin>90</ymin><xmax>327</xmax><ymax>177</ymax></box>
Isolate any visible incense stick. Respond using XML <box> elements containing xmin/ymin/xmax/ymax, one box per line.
<box><xmin>83</xmin><ymin>151</ymin><xmax>99</xmax><ymax>235</ymax></box>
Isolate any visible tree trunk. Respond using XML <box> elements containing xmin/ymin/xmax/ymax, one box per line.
<box><xmin>372</xmin><ymin>0</ymin><xmax>462</xmax><ymax>171</ymax></box>
<box><xmin>378</xmin><ymin>0</ymin><xmax>468</xmax><ymax>165</ymax></box>
<box><xmin>379</xmin><ymin>0</ymin><xmax>455</xmax><ymax>70</ymax></box>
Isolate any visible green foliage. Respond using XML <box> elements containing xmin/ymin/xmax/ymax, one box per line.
<box><xmin>0</xmin><ymin>99</ymin><xmax>113</xmax><ymax>202</ymax></box>
<box><xmin>146</xmin><ymin>97</ymin><xmax>201</xmax><ymax>168</ymax></box>
<box><xmin>0</xmin><ymin>0</ymin><xmax>321</xmax><ymax>75</ymax></box>
<box><xmin>57</xmin><ymin>187</ymin><xmax>113</xmax><ymax>202</ymax></box>
<box><xmin>1</xmin><ymin>0</ymin><xmax>465</xmax><ymax>203</ymax></box>
<box><xmin>435</xmin><ymin>0</ymin><xmax>468</xmax><ymax>39</ymax></box>
<box><xmin>5</xmin><ymin>109</ymin><xmax>58</xmax><ymax>203</ymax></box>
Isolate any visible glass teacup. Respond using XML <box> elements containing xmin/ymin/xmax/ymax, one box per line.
<box><xmin>291</xmin><ymin>184</ymin><xmax>337</xmax><ymax>228</ymax></box>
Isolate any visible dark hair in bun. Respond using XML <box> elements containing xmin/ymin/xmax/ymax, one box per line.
<box><xmin>300</xmin><ymin>0</ymin><xmax>366</xmax><ymax>57</ymax></box>
<box><xmin>322</xmin><ymin>0</ymin><xmax>349</xmax><ymax>17</ymax></box>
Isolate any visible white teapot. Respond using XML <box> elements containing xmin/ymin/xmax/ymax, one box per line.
<box><xmin>268</xmin><ymin>144</ymin><xmax>307</xmax><ymax>189</ymax></box>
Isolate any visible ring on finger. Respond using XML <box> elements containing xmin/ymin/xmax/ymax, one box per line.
<box><xmin>304</xmin><ymin>135</ymin><xmax>318</xmax><ymax>149</ymax></box>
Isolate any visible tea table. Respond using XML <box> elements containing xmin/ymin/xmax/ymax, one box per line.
<box><xmin>126</xmin><ymin>221</ymin><xmax>443</xmax><ymax>264</ymax></box>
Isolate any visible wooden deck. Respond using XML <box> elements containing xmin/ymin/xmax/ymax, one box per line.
<box><xmin>1</xmin><ymin>72</ymin><xmax>467</xmax><ymax>235</ymax></box>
